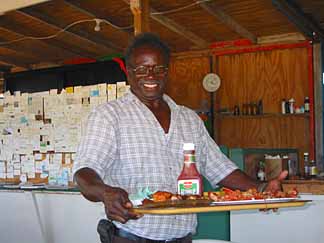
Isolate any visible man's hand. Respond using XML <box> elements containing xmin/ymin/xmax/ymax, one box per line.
<box><xmin>264</xmin><ymin>170</ymin><xmax>288</xmax><ymax>193</ymax></box>
<box><xmin>103</xmin><ymin>186</ymin><xmax>143</xmax><ymax>223</ymax></box>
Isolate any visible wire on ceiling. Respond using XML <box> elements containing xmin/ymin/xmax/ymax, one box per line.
<box><xmin>0</xmin><ymin>18</ymin><xmax>133</xmax><ymax>46</ymax></box>
<box><xmin>0</xmin><ymin>0</ymin><xmax>214</xmax><ymax>46</ymax></box>
<box><xmin>151</xmin><ymin>0</ymin><xmax>213</xmax><ymax>15</ymax></box>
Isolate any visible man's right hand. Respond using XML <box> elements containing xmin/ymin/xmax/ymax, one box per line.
<box><xmin>102</xmin><ymin>186</ymin><xmax>142</xmax><ymax>224</ymax></box>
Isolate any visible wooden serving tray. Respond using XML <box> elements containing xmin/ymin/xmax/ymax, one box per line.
<box><xmin>131</xmin><ymin>198</ymin><xmax>310</xmax><ymax>215</ymax></box>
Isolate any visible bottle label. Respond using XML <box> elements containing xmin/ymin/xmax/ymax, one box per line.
<box><xmin>310</xmin><ymin>166</ymin><xmax>318</xmax><ymax>176</ymax></box>
<box><xmin>184</xmin><ymin>154</ymin><xmax>195</xmax><ymax>162</ymax></box>
<box><xmin>178</xmin><ymin>179</ymin><xmax>200</xmax><ymax>195</ymax></box>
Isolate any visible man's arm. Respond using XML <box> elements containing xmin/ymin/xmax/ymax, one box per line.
<box><xmin>75</xmin><ymin>167</ymin><xmax>141</xmax><ymax>223</ymax></box>
<box><xmin>219</xmin><ymin>169</ymin><xmax>288</xmax><ymax>192</ymax></box>
<box><xmin>74</xmin><ymin>167</ymin><xmax>107</xmax><ymax>202</ymax></box>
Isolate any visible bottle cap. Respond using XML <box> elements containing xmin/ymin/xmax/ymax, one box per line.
<box><xmin>304</xmin><ymin>152</ymin><xmax>309</xmax><ymax>155</ymax></box>
<box><xmin>183</xmin><ymin>143</ymin><xmax>194</xmax><ymax>150</ymax></box>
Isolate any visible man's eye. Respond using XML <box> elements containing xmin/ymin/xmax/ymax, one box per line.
<box><xmin>135</xmin><ymin>67</ymin><xmax>147</xmax><ymax>75</ymax></box>
<box><xmin>154</xmin><ymin>66</ymin><xmax>166</xmax><ymax>74</ymax></box>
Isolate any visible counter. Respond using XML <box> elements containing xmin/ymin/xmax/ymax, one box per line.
<box><xmin>0</xmin><ymin>188</ymin><xmax>104</xmax><ymax>243</ymax></box>
<box><xmin>231</xmin><ymin>194</ymin><xmax>324</xmax><ymax>243</ymax></box>
<box><xmin>283</xmin><ymin>179</ymin><xmax>324</xmax><ymax>194</ymax></box>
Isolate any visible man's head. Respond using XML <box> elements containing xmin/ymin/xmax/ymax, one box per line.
<box><xmin>125</xmin><ymin>33</ymin><xmax>170</xmax><ymax>103</ymax></box>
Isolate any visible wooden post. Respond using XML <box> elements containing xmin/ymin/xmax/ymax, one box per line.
<box><xmin>130</xmin><ymin>0</ymin><xmax>150</xmax><ymax>35</ymax></box>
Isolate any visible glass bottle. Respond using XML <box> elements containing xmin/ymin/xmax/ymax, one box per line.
<box><xmin>304</xmin><ymin>152</ymin><xmax>310</xmax><ymax>179</ymax></box>
<box><xmin>177</xmin><ymin>143</ymin><xmax>203</xmax><ymax>196</ymax></box>
<box><xmin>309</xmin><ymin>160</ymin><xmax>318</xmax><ymax>179</ymax></box>
<box><xmin>304</xmin><ymin>97</ymin><xmax>310</xmax><ymax>113</ymax></box>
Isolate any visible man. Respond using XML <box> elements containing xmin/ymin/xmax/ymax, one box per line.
<box><xmin>73</xmin><ymin>33</ymin><xmax>287</xmax><ymax>243</ymax></box>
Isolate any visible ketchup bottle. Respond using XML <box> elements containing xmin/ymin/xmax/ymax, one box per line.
<box><xmin>177</xmin><ymin>143</ymin><xmax>203</xmax><ymax>196</ymax></box>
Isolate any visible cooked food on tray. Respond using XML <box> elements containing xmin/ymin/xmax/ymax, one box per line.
<box><xmin>140</xmin><ymin>187</ymin><xmax>298</xmax><ymax>206</ymax></box>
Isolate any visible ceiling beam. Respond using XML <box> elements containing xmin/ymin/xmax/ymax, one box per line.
<box><xmin>257</xmin><ymin>32</ymin><xmax>306</xmax><ymax>44</ymax></box>
<box><xmin>199</xmin><ymin>2</ymin><xmax>257</xmax><ymax>44</ymax></box>
<box><xmin>0</xmin><ymin>11</ymin><xmax>95</xmax><ymax>58</ymax></box>
<box><xmin>16</xmin><ymin>9</ymin><xmax>118</xmax><ymax>54</ymax></box>
<box><xmin>0</xmin><ymin>26</ymin><xmax>75</xmax><ymax>63</ymax></box>
<box><xmin>272</xmin><ymin>0</ymin><xmax>324</xmax><ymax>40</ymax></box>
<box><xmin>0</xmin><ymin>54</ymin><xmax>30</xmax><ymax>69</ymax></box>
<box><xmin>123</xmin><ymin>0</ymin><xmax>208</xmax><ymax>48</ymax></box>
<box><xmin>130</xmin><ymin>0</ymin><xmax>150</xmax><ymax>35</ymax></box>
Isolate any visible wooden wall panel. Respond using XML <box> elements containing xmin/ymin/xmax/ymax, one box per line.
<box><xmin>166</xmin><ymin>47</ymin><xmax>310</xmax><ymax>174</ymax></box>
<box><xmin>215</xmin><ymin>47</ymin><xmax>310</xmax><ymax>171</ymax></box>
<box><xmin>216</xmin><ymin>48</ymin><xmax>309</xmax><ymax>113</ymax></box>
<box><xmin>166</xmin><ymin>56</ymin><xmax>211</xmax><ymax>110</ymax></box>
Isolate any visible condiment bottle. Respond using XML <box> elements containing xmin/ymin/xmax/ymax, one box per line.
<box><xmin>257</xmin><ymin>161</ymin><xmax>265</xmax><ymax>181</ymax></box>
<box><xmin>304</xmin><ymin>152</ymin><xmax>310</xmax><ymax>179</ymax></box>
<box><xmin>289</xmin><ymin>98</ymin><xmax>295</xmax><ymax>114</ymax></box>
<box><xmin>309</xmin><ymin>160</ymin><xmax>318</xmax><ymax>179</ymax></box>
<box><xmin>177</xmin><ymin>143</ymin><xmax>203</xmax><ymax>196</ymax></box>
<box><xmin>281</xmin><ymin>99</ymin><xmax>286</xmax><ymax>114</ymax></box>
<box><xmin>304</xmin><ymin>96</ymin><xmax>310</xmax><ymax>113</ymax></box>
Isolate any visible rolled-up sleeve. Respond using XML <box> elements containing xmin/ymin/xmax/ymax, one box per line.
<box><xmin>197</xmin><ymin>118</ymin><xmax>238</xmax><ymax>188</ymax></box>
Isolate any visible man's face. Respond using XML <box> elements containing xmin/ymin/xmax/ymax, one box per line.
<box><xmin>127</xmin><ymin>45</ymin><xmax>168</xmax><ymax>103</ymax></box>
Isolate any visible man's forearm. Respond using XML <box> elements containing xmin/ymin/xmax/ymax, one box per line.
<box><xmin>219</xmin><ymin>169</ymin><xmax>261</xmax><ymax>191</ymax></box>
<box><xmin>74</xmin><ymin>167</ymin><xmax>110</xmax><ymax>202</ymax></box>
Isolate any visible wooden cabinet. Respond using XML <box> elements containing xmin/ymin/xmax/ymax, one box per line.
<box><xmin>214</xmin><ymin>47</ymin><xmax>311</xmax><ymax>173</ymax></box>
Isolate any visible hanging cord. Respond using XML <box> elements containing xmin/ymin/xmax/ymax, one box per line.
<box><xmin>0</xmin><ymin>18</ymin><xmax>133</xmax><ymax>46</ymax></box>
<box><xmin>0</xmin><ymin>1</ymin><xmax>215</xmax><ymax>46</ymax></box>
<box><xmin>151</xmin><ymin>0</ymin><xmax>213</xmax><ymax>15</ymax></box>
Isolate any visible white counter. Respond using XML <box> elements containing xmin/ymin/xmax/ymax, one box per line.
<box><xmin>230</xmin><ymin>194</ymin><xmax>324</xmax><ymax>243</ymax></box>
<box><xmin>0</xmin><ymin>190</ymin><xmax>105</xmax><ymax>243</ymax></box>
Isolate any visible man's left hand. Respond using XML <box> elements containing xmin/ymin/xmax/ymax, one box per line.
<box><xmin>265</xmin><ymin>170</ymin><xmax>288</xmax><ymax>193</ymax></box>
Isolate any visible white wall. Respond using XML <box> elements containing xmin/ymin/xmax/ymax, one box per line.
<box><xmin>0</xmin><ymin>190</ymin><xmax>105</xmax><ymax>243</ymax></box>
<box><xmin>230</xmin><ymin>194</ymin><xmax>324</xmax><ymax>243</ymax></box>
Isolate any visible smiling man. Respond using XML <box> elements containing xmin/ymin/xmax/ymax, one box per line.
<box><xmin>73</xmin><ymin>33</ymin><xmax>287</xmax><ymax>243</ymax></box>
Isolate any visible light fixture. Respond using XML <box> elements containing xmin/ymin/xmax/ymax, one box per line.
<box><xmin>94</xmin><ymin>18</ymin><xmax>102</xmax><ymax>32</ymax></box>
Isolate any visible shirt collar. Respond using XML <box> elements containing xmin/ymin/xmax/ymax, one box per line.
<box><xmin>123</xmin><ymin>90</ymin><xmax>179</xmax><ymax>112</ymax></box>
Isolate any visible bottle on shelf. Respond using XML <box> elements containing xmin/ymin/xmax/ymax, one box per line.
<box><xmin>285</xmin><ymin>100</ymin><xmax>290</xmax><ymax>114</ymax></box>
<box><xmin>257</xmin><ymin>161</ymin><xmax>265</xmax><ymax>181</ymax></box>
<box><xmin>303</xmin><ymin>152</ymin><xmax>310</xmax><ymax>179</ymax></box>
<box><xmin>309</xmin><ymin>159</ymin><xmax>318</xmax><ymax>179</ymax></box>
<box><xmin>177</xmin><ymin>143</ymin><xmax>203</xmax><ymax>196</ymax></box>
<box><xmin>257</xmin><ymin>100</ymin><xmax>263</xmax><ymax>115</ymax></box>
<box><xmin>281</xmin><ymin>99</ymin><xmax>286</xmax><ymax>114</ymax></box>
<box><xmin>289</xmin><ymin>98</ymin><xmax>295</xmax><ymax>114</ymax></box>
<box><xmin>304</xmin><ymin>96</ymin><xmax>310</xmax><ymax>113</ymax></box>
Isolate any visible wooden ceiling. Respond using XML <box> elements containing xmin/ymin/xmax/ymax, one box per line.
<box><xmin>0</xmin><ymin>0</ymin><xmax>322</xmax><ymax>72</ymax></box>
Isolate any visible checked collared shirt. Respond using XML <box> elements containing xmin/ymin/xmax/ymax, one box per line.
<box><xmin>73</xmin><ymin>91</ymin><xmax>237</xmax><ymax>240</ymax></box>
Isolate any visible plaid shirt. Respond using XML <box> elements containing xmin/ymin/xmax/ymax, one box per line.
<box><xmin>73</xmin><ymin>91</ymin><xmax>237</xmax><ymax>240</ymax></box>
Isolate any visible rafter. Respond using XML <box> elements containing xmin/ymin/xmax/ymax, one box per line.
<box><xmin>0</xmin><ymin>26</ymin><xmax>76</xmax><ymax>63</ymax></box>
<box><xmin>0</xmin><ymin>54</ymin><xmax>30</xmax><ymax>69</ymax></box>
<box><xmin>199</xmin><ymin>2</ymin><xmax>257</xmax><ymax>44</ymax></box>
<box><xmin>0</xmin><ymin>11</ymin><xmax>95</xmax><ymax>58</ymax></box>
<box><xmin>123</xmin><ymin>0</ymin><xmax>208</xmax><ymax>48</ymax></box>
<box><xmin>272</xmin><ymin>0</ymin><xmax>324</xmax><ymax>40</ymax></box>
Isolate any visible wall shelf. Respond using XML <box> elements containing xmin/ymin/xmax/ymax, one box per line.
<box><xmin>215</xmin><ymin>113</ymin><xmax>310</xmax><ymax>119</ymax></box>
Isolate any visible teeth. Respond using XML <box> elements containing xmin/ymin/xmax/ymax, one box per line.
<box><xmin>144</xmin><ymin>84</ymin><xmax>157</xmax><ymax>88</ymax></box>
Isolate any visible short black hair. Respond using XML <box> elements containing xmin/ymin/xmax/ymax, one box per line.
<box><xmin>124</xmin><ymin>32</ymin><xmax>170</xmax><ymax>66</ymax></box>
